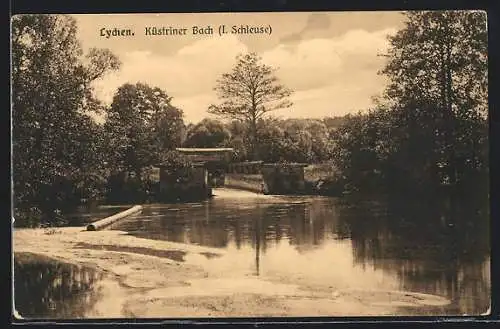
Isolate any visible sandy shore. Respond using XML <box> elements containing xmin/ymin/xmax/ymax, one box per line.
<box><xmin>13</xmin><ymin>226</ymin><xmax>452</xmax><ymax>318</ymax></box>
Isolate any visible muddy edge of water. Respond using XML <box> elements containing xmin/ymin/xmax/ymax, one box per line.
<box><xmin>13</xmin><ymin>220</ymin><xmax>465</xmax><ymax>318</ymax></box>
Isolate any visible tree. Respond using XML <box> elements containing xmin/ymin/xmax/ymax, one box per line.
<box><xmin>11</xmin><ymin>14</ymin><xmax>121</xmax><ymax>225</ymax></box>
<box><xmin>280</xmin><ymin>119</ymin><xmax>333</xmax><ymax>163</ymax></box>
<box><xmin>322</xmin><ymin>116</ymin><xmax>347</xmax><ymax>130</ymax></box>
<box><xmin>105</xmin><ymin>83</ymin><xmax>184</xmax><ymax>180</ymax></box>
<box><xmin>380</xmin><ymin>11</ymin><xmax>488</xmax><ymax>188</ymax></box>
<box><xmin>331</xmin><ymin>11</ymin><xmax>488</xmax><ymax>197</ymax></box>
<box><xmin>330</xmin><ymin>110</ymin><xmax>396</xmax><ymax>193</ymax></box>
<box><xmin>255</xmin><ymin>119</ymin><xmax>286</xmax><ymax>163</ymax></box>
<box><xmin>183</xmin><ymin>118</ymin><xmax>231</xmax><ymax>148</ymax></box>
<box><xmin>382</xmin><ymin>11</ymin><xmax>487</xmax><ymax>116</ymax></box>
<box><xmin>208</xmin><ymin>53</ymin><xmax>293</xmax><ymax>160</ymax></box>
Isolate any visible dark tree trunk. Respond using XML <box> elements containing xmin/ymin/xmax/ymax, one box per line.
<box><xmin>250</xmin><ymin>112</ymin><xmax>259</xmax><ymax>161</ymax></box>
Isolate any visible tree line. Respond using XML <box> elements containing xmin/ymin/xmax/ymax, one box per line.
<box><xmin>185</xmin><ymin>11</ymin><xmax>488</xmax><ymax>206</ymax></box>
<box><xmin>12</xmin><ymin>15</ymin><xmax>183</xmax><ymax>226</ymax></box>
<box><xmin>331</xmin><ymin>11</ymin><xmax>488</xmax><ymax>204</ymax></box>
<box><xmin>12</xmin><ymin>11</ymin><xmax>488</xmax><ymax>227</ymax></box>
<box><xmin>183</xmin><ymin>116</ymin><xmax>342</xmax><ymax>163</ymax></box>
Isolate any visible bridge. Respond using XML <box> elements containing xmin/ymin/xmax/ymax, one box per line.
<box><xmin>175</xmin><ymin>147</ymin><xmax>234</xmax><ymax>163</ymax></box>
<box><xmin>155</xmin><ymin>148</ymin><xmax>309</xmax><ymax>200</ymax></box>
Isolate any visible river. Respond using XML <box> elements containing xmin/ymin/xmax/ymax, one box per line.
<box><xmin>108</xmin><ymin>188</ymin><xmax>491</xmax><ymax>316</ymax></box>
<box><xmin>13</xmin><ymin>188</ymin><xmax>490</xmax><ymax>318</ymax></box>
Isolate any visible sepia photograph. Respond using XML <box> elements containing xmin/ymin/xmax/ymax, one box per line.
<box><xmin>11</xmin><ymin>11</ymin><xmax>490</xmax><ymax>319</ymax></box>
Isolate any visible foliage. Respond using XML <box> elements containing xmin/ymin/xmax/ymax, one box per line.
<box><xmin>208</xmin><ymin>53</ymin><xmax>293</xmax><ymax>159</ymax></box>
<box><xmin>158</xmin><ymin>150</ymin><xmax>193</xmax><ymax>178</ymax></box>
<box><xmin>103</xmin><ymin>83</ymin><xmax>185</xmax><ymax>204</ymax></box>
<box><xmin>11</xmin><ymin>14</ymin><xmax>121</xmax><ymax>226</ymax></box>
<box><xmin>331</xmin><ymin>11</ymin><xmax>488</xmax><ymax>199</ymax></box>
<box><xmin>278</xmin><ymin>119</ymin><xmax>333</xmax><ymax>163</ymax></box>
<box><xmin>155</xmin><ymin>150</ymin><xmax>200</xmax><ymax>202</ymax></box>
<box><xmin>381</xmin><ymin>11</ymin><xmax>487</xmax><ymax>118</ymax></box>
<box><xmin>183</xmin><ymin>118</ymin><xmax>231</xmax><ymax>148</ymax></box>
<box><xmin>220</xmin><ymin>116</ymin><xmax>336</xmax><ymax>164</ymax></box>
<box><xmin>104</xmin><ymin>82</ymin><xmax>184</xmax><ymax>177</ymax></box>
<box><xmin>322</xmin><ymin>116</ymin><xmax>348</xmax><ymax>130</ymax></box>
<box><xmin>254</xmin><ymin>119</ymin><xmax>287</xmax><ymax>162</ymax></box>
<box><xmin>223</xmin><ymin>120</ymin><xmax>251</xmax><ymax>161</ymax></box>
<box><xmin>330</xmin><ymin>110</ymin><xmax>394</xmax><ymax>193</ymax></box>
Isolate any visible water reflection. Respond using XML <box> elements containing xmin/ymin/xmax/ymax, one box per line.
<box><xmin>337</xmin><ymin>197</ymin><xmax>490</xmax><ymax>315</ymax></box>
<box><xmin>13</xmin><ymin>252</ymin><xmax>105</xmax><ymax>319</ymax></box>
<box><xmin>111</xmin><ymin>193</ymin><xmax>490</xmax><ymax>315</ymax></box>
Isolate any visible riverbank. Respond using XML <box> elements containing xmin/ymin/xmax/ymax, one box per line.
<box><xmin>13</xmin><ymin>225</ymin><xmax>453</xmax><ymax>318</ymax></box>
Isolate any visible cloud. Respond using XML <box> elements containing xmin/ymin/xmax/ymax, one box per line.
<box><xmin>333</xmin><ymin>28</ymin><xmax>396</xmax><ymax>56</ymax></box>
<box><xmin>280</xmin><ymin>13</ymin><xmax>332</xmax><ymax>43</ymax></box>
<box><xmin>92</xmin><ymin>35</ymin><xmax>248</xmax><ymax>104</ymax></box>
<box><xmin>283</xmin><ymin>74</ymin><xmax>388</xmax><ymax>118</ymax></box>
<box><xmin>305</xmin><ymin>12</ymin><xmax>332</xmax><ymax>30</ymax></box>
<box><xmin>171</xmin><ymin>93</ymin><xmax>218</xmax><ymax>123</ymax></box>
<box><xmin>261</xmin><ymin>27</ymin><xmax>396</xmax><ymax>92</ymax></box>
<box><xmin>91</xmin><ymin>27</ymin><xmax>397</xmax><ymax>123</ymax></box>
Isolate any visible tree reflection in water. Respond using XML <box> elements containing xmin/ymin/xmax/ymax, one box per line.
<box><xmin>337</xmin><ymin>194</ymin><xmax>490</xmax><ymax>315</ymax></box>
<box><xmin>111</xmin><ymin>194</ymin><xmax>490</xmax><ymax>315</ymax></box>
<box><xmin>13</xmin><ymin>252</ymin><xmax>105</xmax><ymax>319</ymax></box>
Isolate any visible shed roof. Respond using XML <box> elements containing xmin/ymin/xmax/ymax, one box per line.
<box><xmin>263</xmin><ymin>163</ymin><xmax>309</xmax><ymax>167</ymax></box>
<box><xmin>176</xmin><ymin>148</ymin><xmax>234</xmax><ymax>153</ymax></box>
<box><xmin>230</xmin><ymin>161</ymin><xmax>264</xmax><ymax>165</ymax></box>
<box><xmin>155</xmin><ymin>161</ymin><xmax>207</xmax><ymax>168</ymax></box>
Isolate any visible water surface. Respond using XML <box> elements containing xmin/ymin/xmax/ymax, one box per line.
<box><xmin>110</xmin><ymin>189</ymin><xmax>491</xmax><ymax>316</ymax></box>
<box><xmin>64</xmin><ymin>205</ymin><xmax>131</xmax><ymax>226</ymax></box>
<box><xmin>13</xmin><ymin>252</ymin><xmax>107</xmax><ymax>319</ymax></box>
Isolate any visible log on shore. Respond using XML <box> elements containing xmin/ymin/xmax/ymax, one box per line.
<box><xmin>86</xmin><ymin>205</ymin><xmax>143</xmax><ymax>231</ymax></box>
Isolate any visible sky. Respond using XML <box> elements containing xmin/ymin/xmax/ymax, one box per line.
<box><xmin>72</xmin><ymin>12</ymin><xmax>405</xmax><ymax>124</ymax></box>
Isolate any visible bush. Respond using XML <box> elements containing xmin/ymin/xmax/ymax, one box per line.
<box><xmin>13</xmin><ymin>207</ymin><xmax>43</xmax><ymax>228</ymax></box>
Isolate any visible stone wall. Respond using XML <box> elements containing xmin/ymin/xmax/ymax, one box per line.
<box><xmin>262</xmin><ymin>164</ymin><xmax>307</xmax><ymax>194</ymax></box>
<box><xmin>158</xmin><ymin>165</ymin><xmax>212</xmax><ymax>201</ymax></box>
<box><xmin>225</xmin><ymin>164</ymin><xmax>308</xmax><ymax>195</ymax></box>
<box><xmin>224</xmin><ymin>174</ymin><xmax>266</xmax><ymax>193</ymax></box>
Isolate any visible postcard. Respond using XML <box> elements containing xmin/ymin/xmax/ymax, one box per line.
<box><xmin>11</xmin><ymin>11</ymin><xmax>490</xmax><ymax>320</ymax></box>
